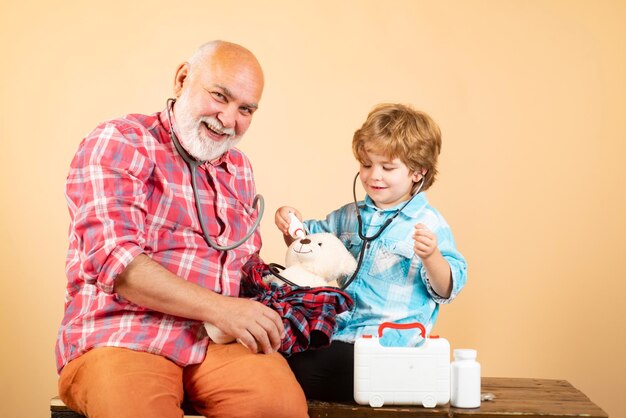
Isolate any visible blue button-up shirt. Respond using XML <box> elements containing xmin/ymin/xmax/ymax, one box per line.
<box><xmin>303</xmin><ymin>192</ymin><xmax>467</xmax><ymax>347</ymax></box>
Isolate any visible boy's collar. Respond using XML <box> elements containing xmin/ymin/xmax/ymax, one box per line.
<box><xmin>362</xmin><ymin>193</ymin><xmax>428</xmax><ymax>218</ymax></box>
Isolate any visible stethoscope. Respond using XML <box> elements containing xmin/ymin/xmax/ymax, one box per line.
<box><xmin>241</xmin><ymin>170</ymin><xmax>425</xmax><ymax>289</ymax></box>
<box><xmin>266</xmin><ymin>173</ymin><xmax>425</xmax><ymax>290</ymax></box>
<box><xmin>340</xmin><ymin>172</ymin><xmax>425</xmax><ymax>290</ymax></box>
<box><xmin>165</xmin><ymin>98</ymin><xmax>264</xmax><ymax>251</ymax></box>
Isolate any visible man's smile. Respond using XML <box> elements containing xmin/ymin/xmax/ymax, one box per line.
<box><xmin>202</xmin><ymin>121</ymin><xmax>229</xmax><ymax>141</ymax></box>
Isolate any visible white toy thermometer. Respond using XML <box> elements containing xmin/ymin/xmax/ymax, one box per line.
<box><xmin>287</xmin><ymin>212</ymin><xmax>306</xmax><ymax>239</ymax></box>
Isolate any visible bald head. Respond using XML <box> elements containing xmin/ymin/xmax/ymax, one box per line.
<box><xmin>185</xmin><ymin>41</ymin><xmax>264</xmax><ymax>90</ymax></box>
<box><xmin>189</xmin><ymin>41</ymin><xmax>261</xmax><ymax>66</ymax></box>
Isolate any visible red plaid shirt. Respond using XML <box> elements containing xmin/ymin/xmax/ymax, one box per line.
<box><xmin>55</xmin><ymin>109</ymin><xmax>262</xmax><ymax>372</ymax></box>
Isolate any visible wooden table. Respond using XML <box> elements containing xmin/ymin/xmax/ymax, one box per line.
<box><xmin>51</xmin><ymin>377</ymin><xmax>608</xmax><ymax>418</ymax></box>
<box><xmin>307</xmin><ymin>378</ymin><xmax>608</xmax><ymax>418</ymax></box>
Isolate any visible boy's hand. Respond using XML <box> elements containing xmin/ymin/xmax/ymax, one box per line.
<box><xmin>413</xmin><ymin>223</ymin><xmax>438</xmax><ymax>259</ymax></box>
<box><xmin>275</xmin><ymin>206</ymin><xmax>302</xmax><ymax>236</ymax></box>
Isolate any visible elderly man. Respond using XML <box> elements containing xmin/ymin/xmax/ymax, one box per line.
<box><xmin>56</xmin><ymin>41</ymin><xmax>308</xmax><ymax>418</ymax></box>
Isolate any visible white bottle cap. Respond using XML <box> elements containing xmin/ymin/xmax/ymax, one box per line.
<box><xmin>454</xmin><ymin>349</ymin><xmax>477</xmax><ymax>360</ymax></box>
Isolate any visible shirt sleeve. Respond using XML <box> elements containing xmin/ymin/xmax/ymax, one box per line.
<box><xmin>419</xmin><ymin>224</ymin><xmax>467</xmax><ymax>304</ymax></box>
<box><xmin>303</xmin><ymin>203</ymin><xmax>355</xmax><ymax>235</ymax></box>
<box><xmin>65</xmin><ymin>121</ymin><xmax>153</xmax><ymax>294</ymax></box>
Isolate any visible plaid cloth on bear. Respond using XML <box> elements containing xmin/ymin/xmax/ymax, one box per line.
<box><xmin>240</xmin><ymin>263</ymin><xmax>354</xmax><ymax>356</ymax></box>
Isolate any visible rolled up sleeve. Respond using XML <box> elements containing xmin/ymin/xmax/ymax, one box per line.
<box><xmin>66</xmin><ymin>121</ymin><xmax>153</xmax><ymax>294</ymax></box>
<box><xmin>420</xmin><ymin>226</ymin><xmax>467</xmax><ymax>304</ymax></box>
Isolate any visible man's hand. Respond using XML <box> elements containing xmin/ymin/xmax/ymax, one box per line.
<box><xmin>115</xmin><ymin>254</ymin><xmax>284</xmax><ymax>354</ymax></box>
<box><xmin>205</xmin><ymin>297</ymin><xmax>284</xmax><ymax>354</ymax></box>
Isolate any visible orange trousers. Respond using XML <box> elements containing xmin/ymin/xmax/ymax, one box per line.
<box><xmin>58</xmin><ymin>344</ymin><xmax>308</xmax><ymax>418</ymax></box>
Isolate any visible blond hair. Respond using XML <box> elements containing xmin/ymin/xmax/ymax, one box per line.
<box><xmin>352</xmin><ymin>103</ymin><xmax>442</xmax><ymax>191</ymax></box>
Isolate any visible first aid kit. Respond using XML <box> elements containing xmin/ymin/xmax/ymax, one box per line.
<box><xmin>354</xmin><ymin>322</ymin><xmax>451</xmax><ymax>408</ymax></box>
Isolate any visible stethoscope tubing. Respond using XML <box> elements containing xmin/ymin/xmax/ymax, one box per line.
<box><xmin>166</xmin><ymin>98</ymin><xmax>264</xmax><ymax>252</ymax></box>
<box><xmin>342</xmin><ymin>172</ymin><xmax>424</xmax><ymax>290</ymax></box>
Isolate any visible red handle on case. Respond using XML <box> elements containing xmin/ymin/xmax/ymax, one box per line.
<box><xmin>377</xmin><ymin>322</ymin><xmax>426</xmax><ymax>339</ymax></box>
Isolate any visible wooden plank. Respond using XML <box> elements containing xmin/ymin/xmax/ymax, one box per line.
<box><xmin>52</xmin><ymin>397</ymin><xmax>448</xmax><ymax>418</ymax></box>
<box><xmin>50</xmin><ymin>377</ymin><xmax>608</xmax><ymax>418</ymax></box>
<box><xmin>307</xmin><ymin>400</ymin><xmax>449</xmax><ymax>418</ymax></box>
<box><xmin>452</xmin><ymin>377</ymin><xmax>608</xmax><ymax>418</ymax></box>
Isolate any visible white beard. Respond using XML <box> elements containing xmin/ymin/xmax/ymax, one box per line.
<box><xmin>174</xmin><ymin>97</ymin><xmax>241</xmax><ymax>162</ymax></box>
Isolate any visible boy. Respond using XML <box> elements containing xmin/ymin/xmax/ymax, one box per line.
<box><xmin>274</xmin><ymin>103</ymin><xmax>467</xmax><ymax>401</ymax></box>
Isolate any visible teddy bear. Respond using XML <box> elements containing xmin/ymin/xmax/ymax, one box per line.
<box><xmin>205</xmin><ymin>232</ymin><xmax>357</xmax><ymax>344</ymax></box>
<box><xmin>263</xmin><ymin>232</ymin><xmax>357</xmax><ymax>288</ymax></box>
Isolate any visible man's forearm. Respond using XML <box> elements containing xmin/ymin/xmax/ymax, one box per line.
<box><xmin>114</xmin><ymin>253</ymin><xmax>218</xmax><ymax>322</ymax></box>
<box><xmin>114</xmin><ymin>253</ymin><xmax>285</xmax><ymax>354</ymax></box>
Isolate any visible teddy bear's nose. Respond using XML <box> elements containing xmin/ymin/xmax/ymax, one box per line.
<box><xmin>300</xmin><ymin>238</ymin><xmax>311</xmax><ymax>244</ymax></box>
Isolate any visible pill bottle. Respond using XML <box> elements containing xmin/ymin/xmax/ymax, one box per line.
<box><xmin>450</xmin><ymin>348</ymin><xmax>481</xmax><ymax>408</ymax></box>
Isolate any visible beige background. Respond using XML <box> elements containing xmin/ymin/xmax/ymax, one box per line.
<box><xmin>1</xmin><ymin>1</ymin><xmax>624</xmax><ymax>416</ymax></box>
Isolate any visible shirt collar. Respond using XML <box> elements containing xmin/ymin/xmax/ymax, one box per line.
<box><xmin>158</xmin><ymin>107</ymin><xmax>174</xmax><ymax>138</ymax></box>
<box><xmin>361</xmin><ymin>192</ymin><xmax>428</xmax><ymax>219</ymax></box>
<box><xmin>203</xmin><ymin>151</ymin><xmax>235</xmax><ymax>174</ymax></box>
